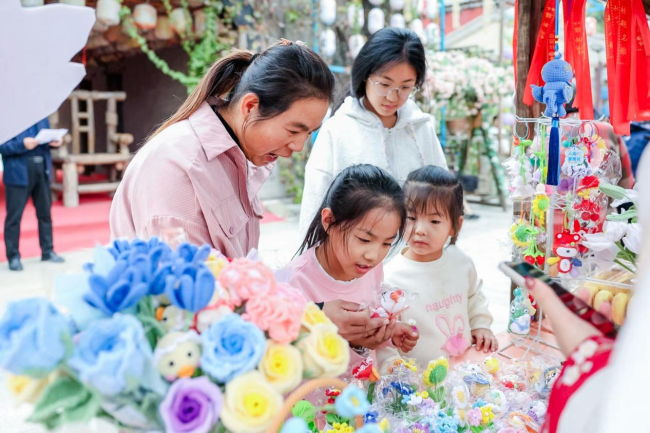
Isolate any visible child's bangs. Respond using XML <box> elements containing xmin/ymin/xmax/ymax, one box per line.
<box><xmin>406</xmin><ymin>182</ymin><xmax>455</xmax><ymax>219</ymax></box>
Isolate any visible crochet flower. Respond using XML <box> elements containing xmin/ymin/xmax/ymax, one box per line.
<box><xmin>218</xmin><ymin>259</ymin><xmax>277</xmax><ymax>306</ymax></box>
<box><xmin>0</xmin><ymin>298</ymin><xmax>71</xmax><ymax>378</ymax></box>
<box><xmin>622</xmin><ymin>223</ymin><xmax>643</xmax><ymax>254</ymax></box>
<box><xmin>258</xmin><ymin>340</ymin><xmax>303</xmax><ymax>395</ymax></box>
<box><xmin>423</xmin><ymin>357</ymin><xmax>449</xmax><ymax>387</ymax></box>
<box><xmin>467</xmin><ymin>408</ymin><xmax>482</xmax><ymax>426</ymax></box>
<box><xmin>220</xmin><ymin>371</ymin><xmax>283</xmax><ymax>433</ymax></box>
<box><xmin>164</xmin><ymin>244</ymin><xmax>216</xmax><ymax>312</ymax></box>
<box><xmin>298</xmin><ymin>324</ymin><xmax>349</xmax><ymax>378</ymax></box>
<box><xmin>101</xmin><ymin>237</ymin><xmax>173</xmax><ymax>296</ymax></box>
<box><xmin>201</xmin><ymin>314</ymin><xmax>266</xmax><ymax>383</ymax></box>
<box><xmin>159</xmin><ymin>377</ymin><xmax>223</xmax><ymax>433</ymax></box>
<box><xmin>84</xmin><ymin>258</ymin><xmax>150</xmax><ymax>316</ymax></box>
<box><xmin>357</xmin><ymin>424</ymin><xmax>384</xmax><ymax>433</ymax></box>
<box><xmin>280</xmin><ymin>417</ymin><xmax>311</xmax><ymax>433</ymax></box>
<box><xmin>480</xmin><ymin>405</ymin><xmax>495</xmax><ymax>425</ymax></box>
<box><xmin>301</xmin><ymin>302</ymin><xmax>333</xmax><ymax>332</ymax></box>
<box><xmin>244</xmin><ymin>283</ymin><xmax>306</xmax><ymax>345</ymax></box>
<box><xmin>335</xmin><ymin>386</ymin><xmax>370</xmax><ymax>418</ymax></box>
<box><xmin>68</xmin><ymin>314</ymin><xmax>158</xmax><ymax>396</ymax></box>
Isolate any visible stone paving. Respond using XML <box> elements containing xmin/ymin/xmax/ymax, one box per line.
<box><xmin>0</xmin><ymin>202</ymin><xmax>513</xmax><ymax>432</ymax></box>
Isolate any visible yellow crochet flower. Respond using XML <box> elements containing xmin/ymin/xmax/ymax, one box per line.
<box><xmin>532</xmin><ymin>194</ymin><xmax>550</xmax><ymax>226</ymax></box>
<box><xmin>301</xmin><ymin>302</ymin><xmax>333</xmax><ymax>332</ymax></box>
<box><xmin>481</xmin><ymin>405</ymin><xmax>495</xmax><ymax>425</ymax></box>
<box><xmin>220</xmin><ymin>371</ymin><xmax>283</xmax><ymax>433</ymax></box>
<box><xmin>321</xmin><ymin>422</ymin><xmax>355</xmax><ymax>433</ymax></box>
<box><xmin>298</xmin><ymin>324</ymin><xmax>350</xmax><ymax>378</ymax></box>
<box><xmin>423</xmin><ymin>357</ymin><xmax>449</xmax><ymax>387</ymax></box>
<box><xmin>205</xmin><ymin>253</ymin><xmax>228</xmax><ymax>278</ymax></box>
<box><xmin>378</xmin><ymin>418</ymin><xmax>390</xmax><ymax>432</ymax></box>
<box><xmin>258</xmin><ymin>340</ymin><xmax>303</xmax><ymax>395</ymax></box>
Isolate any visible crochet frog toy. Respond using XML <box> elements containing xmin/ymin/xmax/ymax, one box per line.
<box><xmin>531</xmin><ymin>56</ymin><xmax>574</xmax><ymax>118</ymax></box>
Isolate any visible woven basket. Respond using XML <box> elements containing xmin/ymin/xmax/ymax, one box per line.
<box><xmin>267</xmin><ymin>378</ymin><xmax>364</xmax><ymax>433</ymax></box>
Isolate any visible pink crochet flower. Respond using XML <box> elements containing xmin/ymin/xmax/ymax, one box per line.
<box><xmin>218</xmin><ymin>259</ymin><xmax>277</xmax><ymax>306</ymax></box>
<box><xmin>244</xmin><ymin>284</ymin><xmax>307</xmax><ymax>345</ymax></box>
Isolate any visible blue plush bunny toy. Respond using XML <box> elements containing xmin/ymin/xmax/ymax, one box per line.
<box><xmin>531</xmin><ymin>55</ymin><xmax>574</xmax><ymax>117</ymax></box>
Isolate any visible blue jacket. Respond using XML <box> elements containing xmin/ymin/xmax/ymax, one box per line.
<box><xmin>0</xmin><ymin>119</ymin><xmax>53</xmax><ymax>186</ymax></box>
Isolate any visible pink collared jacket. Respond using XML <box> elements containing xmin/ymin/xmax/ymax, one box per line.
<box><xmin>110</xmin><ymin>102</ymin><xmax>272</xmax><ymax>258</ymax></box>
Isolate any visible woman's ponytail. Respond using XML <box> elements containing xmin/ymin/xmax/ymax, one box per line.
<box><xmin>151</xmin><ymin>51</ymin><xmax>254</xmax><ymax>139</ymax></box>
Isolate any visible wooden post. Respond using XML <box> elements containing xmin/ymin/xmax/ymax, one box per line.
<box><xmin>514</xmin><ymin>0</ymin><xmax>545</xmax><ymax>126</ymax></box>
<box><xmin>62</xmin><ymin>162</ymin><xmax>79</xmax><ymax>207</ymax></box>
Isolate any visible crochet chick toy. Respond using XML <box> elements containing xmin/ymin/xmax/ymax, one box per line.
<box><xmin>154</xmin><ymin>330</ymin><xmax>202</xmax><ymax>382</ymax></box>
<box><xmin>531</xmin><ymin>55</ymin><xmax>574</xmax><ymax>118</ymax></box>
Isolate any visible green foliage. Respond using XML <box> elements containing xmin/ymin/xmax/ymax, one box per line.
<box><xmin>119</xmin><ymin>0</ymin><xmax>245</xmax><ymax>94</ymax></box>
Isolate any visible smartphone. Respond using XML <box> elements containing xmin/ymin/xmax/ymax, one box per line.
<box><xmin>499</xmin><ymin>261</ymin><xmax>618</xmax><ymax>339</ymax></box>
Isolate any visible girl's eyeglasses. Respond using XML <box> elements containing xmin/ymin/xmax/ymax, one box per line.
<box><xmin>367</xmin><ymin>78</ymin><xmax>418</xmax><ymax>100</ymax></box>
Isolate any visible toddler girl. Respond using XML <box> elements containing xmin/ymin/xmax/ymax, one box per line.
<box><xmin>379</xmin><ymin>165</ymin><xmax>496</xmax><ymax>370</ymax></box>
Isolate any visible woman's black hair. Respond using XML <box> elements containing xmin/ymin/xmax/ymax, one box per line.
<box><xmin>153</xmin><ymin>41</ymin><xmax>335</xmax><ymax>138</ymax></box>
<box><xmin>351</xmin><ymin>27</ymin><xmax>426</xmax><ymax>100</ymax></box>
<box><xmin>297</xmin><ymin>164</ymin><xmax>406</xmax><ymax>256</ymax></box>
<box><xmin>405</xmin><ymin>165</ymin><xmax>465</xmax><ymax>244</ymax></box>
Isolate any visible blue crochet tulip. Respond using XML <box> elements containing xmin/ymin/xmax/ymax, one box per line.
<box><xmin>164</xmin><ymin>244</ymin><xmax>215</xmax><ymax>312</ymax></box>
<box><xmin>0</xmin><ymin>298</ymin><xmax>72</xmax><ymax>377</ymax></box>
<box><xmin>84</xmin><ymin>259</ymin><xmax>149</xmax><ymax>316</ymax></box>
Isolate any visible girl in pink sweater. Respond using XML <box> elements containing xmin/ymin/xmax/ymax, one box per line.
<box><xmin>286</xmin><ymin>164</ymin><xmax>418</xmax><ymax>358</ymax></box>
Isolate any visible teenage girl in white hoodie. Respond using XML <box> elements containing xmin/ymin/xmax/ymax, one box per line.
<box><xmin>299</xmin><ymin>28</ymin><xmax>447</xmax><ymax>237</ymax></box>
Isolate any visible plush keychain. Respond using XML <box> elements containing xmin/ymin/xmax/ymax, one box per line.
<box><xmin>371</xmin><ymin>286</ymin><xmax>409</xmax><ymax>320</ymax></box>
<box><xmin>547</xmin><ymin>230</ymin><xmax>582</xmax><ymax>276</ymax></box>
<box><xmin>508</xmin><ymin>289</ymin><xmax>531</xmax><ymax>335</ymax></box>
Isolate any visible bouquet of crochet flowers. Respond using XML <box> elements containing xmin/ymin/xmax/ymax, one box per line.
<box><xmin>0</xmin><ymin>238</ymin><xmax>351</xmax><ymax>433</ymax></box>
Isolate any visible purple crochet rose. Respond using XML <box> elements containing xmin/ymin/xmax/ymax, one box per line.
<box><xmin>160</xmin><ymin>377</ymin><xmax>223</xmax><ymax>433</ymax></box>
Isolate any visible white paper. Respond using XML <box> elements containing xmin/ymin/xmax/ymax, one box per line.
<box><xmin>0</xmin><ymin>1</ymin><xmax>95</xmax><ymax>144</ymax></box>
<box><xmin>34</xmin><ymin>128</ymin><xmax>68</xmax><ymax>144</ymax></box>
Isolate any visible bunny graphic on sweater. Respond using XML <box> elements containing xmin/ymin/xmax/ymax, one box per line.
<box><xmin>436</xmin><ymin>314</ymin><xmax>470</xmax><ymax>357</ymax></box>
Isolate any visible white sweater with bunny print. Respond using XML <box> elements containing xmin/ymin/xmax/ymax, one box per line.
<box><xmin>377</xmin><ymin>245</ymin><xmax>493</xmax><ymax>371</ymax></box>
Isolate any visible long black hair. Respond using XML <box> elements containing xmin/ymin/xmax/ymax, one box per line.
<box><xmin>352</xmin><ymin>28</ymin><xmax>426</xmax><ymax>99</ymax></box>
<box><xmin>405</xmin><ymin>165</ymin><xmax>465</xmax><ymax>244</ymax></box>
<box><xmin>297</xmin><ymin>164</ymin><xmax>406</xmax><ymax>255</ymax></box>
<box><xmin>153</xmin><ymin>41</ymin><xmax>335</xmax><ymax>138</ymax></box>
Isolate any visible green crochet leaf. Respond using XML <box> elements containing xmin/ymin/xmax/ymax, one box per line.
<box><xmin>598</xmin><ymin>183</ymin><xmax>627</xmax><ymax>200</ymax></box>
<box><xmin>606</xmin><ymin>210</ymin><xmax>637</xmax><ymax>222</ymax></box>
<box><xmin>28</xmin><ymin>376</ymin><xmax>100</xmax><ymax>429</ymax></box>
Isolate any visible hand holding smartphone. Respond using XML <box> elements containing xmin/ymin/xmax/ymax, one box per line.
<box><xmin>499</xmin><ymin>261</ymin><xmax>618</xmax><ymax>339</ymax></box>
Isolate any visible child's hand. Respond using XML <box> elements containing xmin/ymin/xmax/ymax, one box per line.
<box><xmin>471</xmin><ymin>328</ymin><xmax>498</xmax><ymax>353</ymax></box>
<box><xmin>350</xmin><ymin>318</ymin><xmax>397</xmax><ymax>350</ymax></box>
<box><xmin>391</xmin><ymin>322</ymin><xmax>419</xmax><ymax>353</ymax></box>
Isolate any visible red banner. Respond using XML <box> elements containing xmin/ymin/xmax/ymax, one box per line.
<box><xmin>523</xmin><ymin>0</ymin><xmax>557</xmax><ymax>107</ymax></box>
<box><xmin>563</xmin><ymin>0</ymin><xmax>593</xmax><ymax>119</ymax></box>
<box><xmin>605</xmin><ymin>0</ymin><xmax>650</xmax><ymax>135</ymax></box>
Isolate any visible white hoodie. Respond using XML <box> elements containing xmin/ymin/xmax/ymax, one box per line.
<box><xmin>299</xmin><ymin>96</ymin><xmax>447</xmax><ymax>237</ymax></box>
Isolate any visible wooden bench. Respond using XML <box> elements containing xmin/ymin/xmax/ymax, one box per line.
<box><xmin>51</xmin><ymin>90</ymin><xmax>134</xmax><ymax>207</ymax></box>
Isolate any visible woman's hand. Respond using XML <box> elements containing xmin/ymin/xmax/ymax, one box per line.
<box><xmin>322</xmin><ymin>300</ymin><xmax>389</xmax><ymax>342</ymax></box>
<box><xmin>471</xmin><ymin>328</ymin><xmax>498</xmax><ymax>353</ymax></box>
<box><xmin>524</xmin><ymin>276</ymin><xmax>602</xmax><ymax>357</ymax></box>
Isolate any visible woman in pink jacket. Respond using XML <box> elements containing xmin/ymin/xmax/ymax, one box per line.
<box><xmin>110</xmin><ymin>40</ymin><xmax>388</xmax><ymax>346</ymax></box>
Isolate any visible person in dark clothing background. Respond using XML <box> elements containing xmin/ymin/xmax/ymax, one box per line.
<box><xmin>0</xmin><ymin>118</ymin><xmax>65</xmax><ymax>271</ymax></box>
